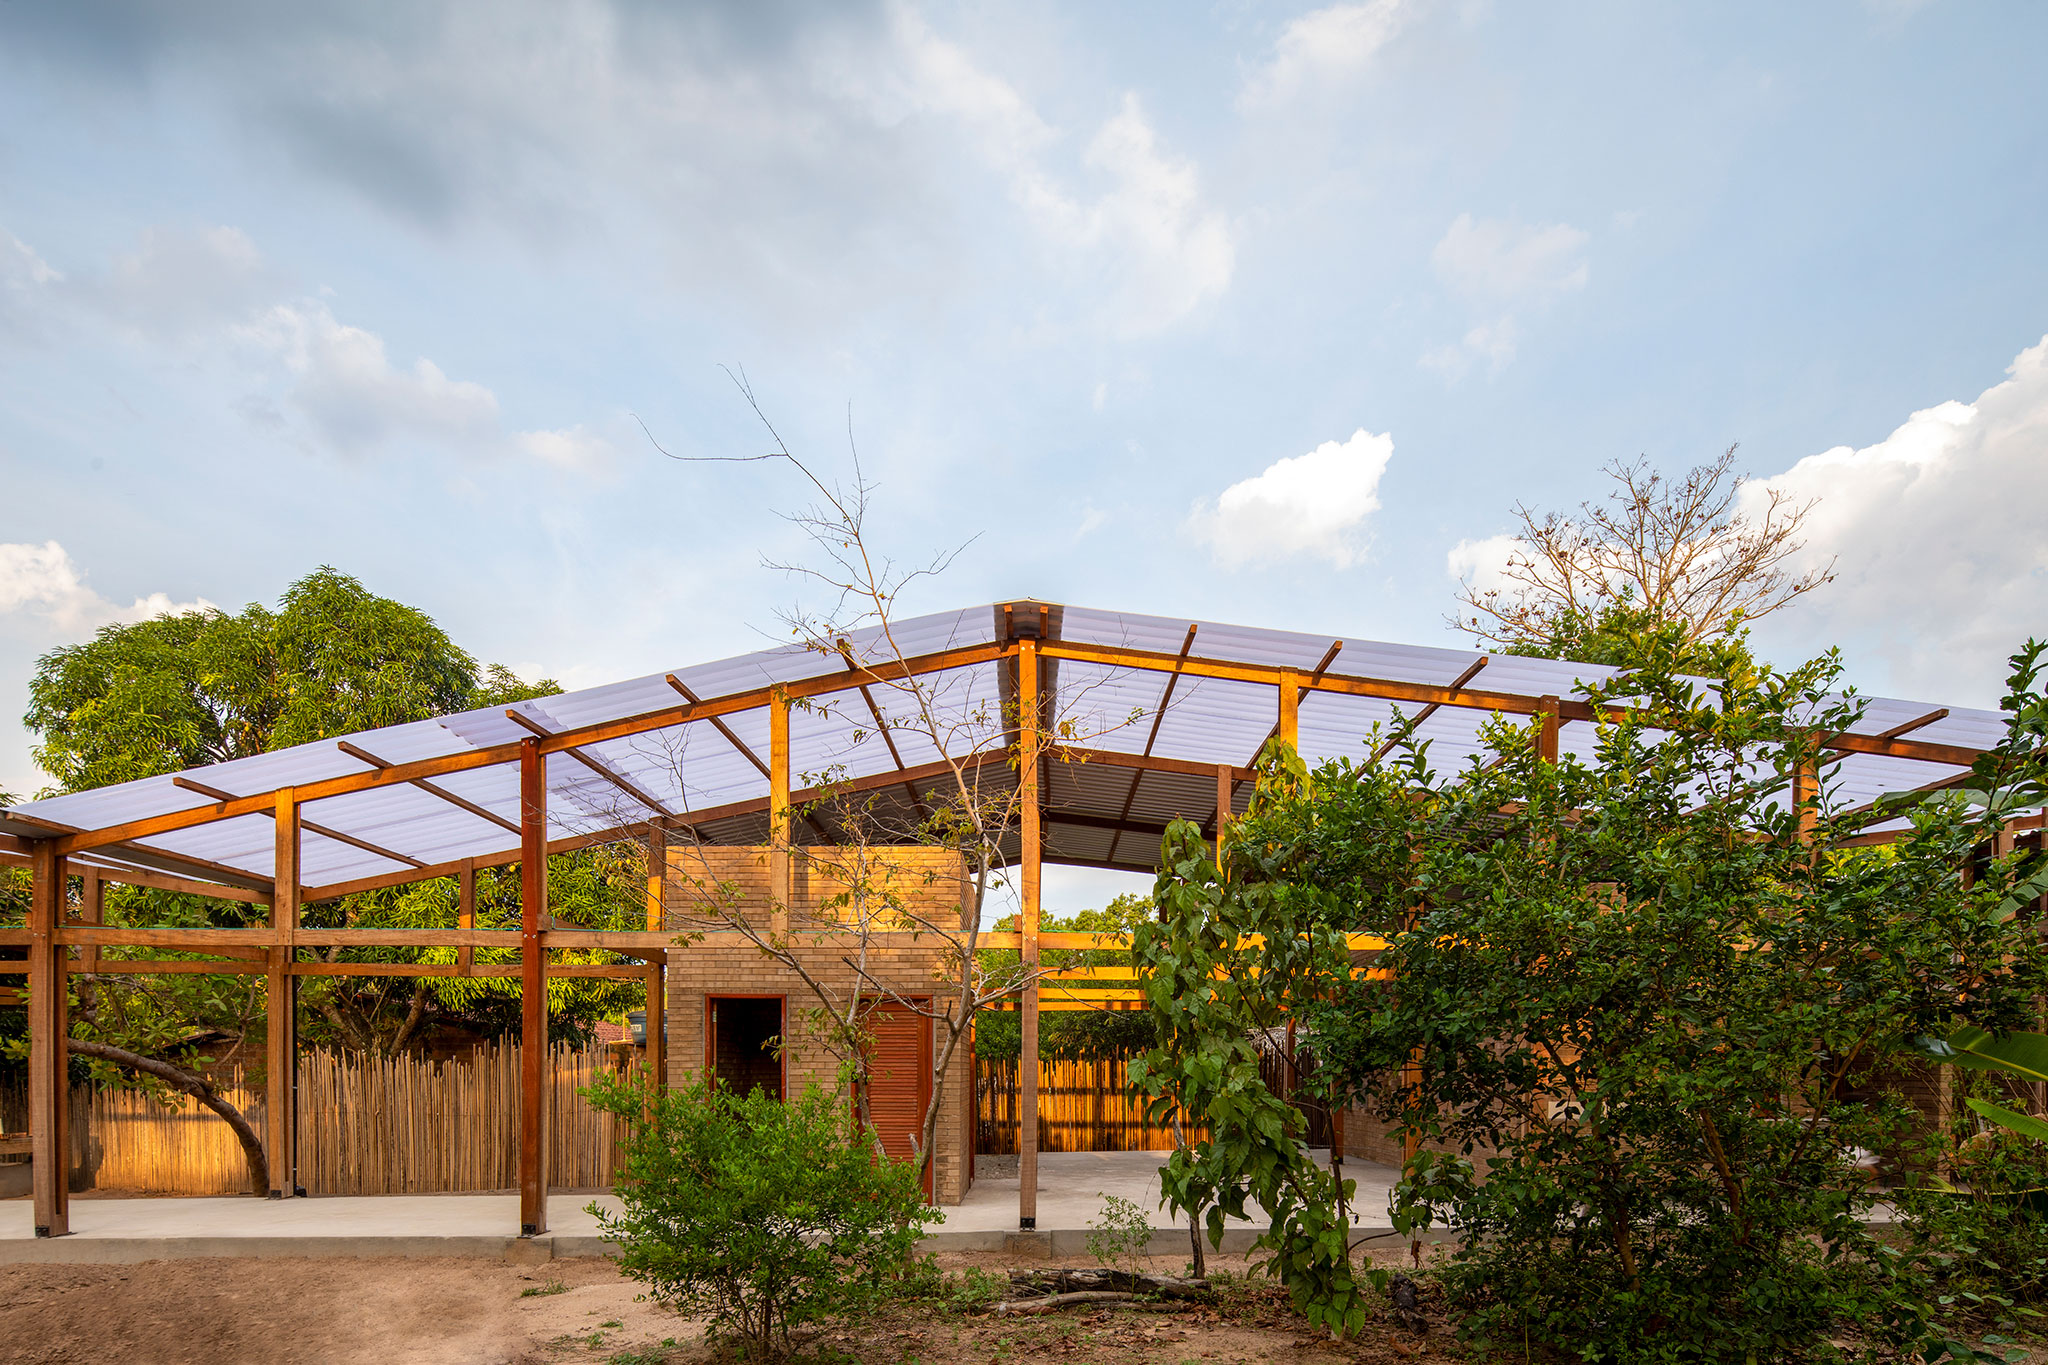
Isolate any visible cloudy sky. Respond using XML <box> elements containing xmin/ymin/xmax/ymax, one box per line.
<box><xmin>3</xmin><ymin>1</ymin><xmax>2045</xmax><ymax>911</ymax></box>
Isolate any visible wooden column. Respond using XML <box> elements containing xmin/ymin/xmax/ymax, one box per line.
<box><xmin>1537</xmin><ymin>695</ymin><xmax>1560</xmax><ymax>764</ymax></box>
<box><xmin>519</xmin><ymin>737</ymin><xmax>550</xmax><ymax>1237</ymax></box>
<box><xmin>1791</xmin><ymin>756</ymin><xmax>1820</xmax><ymax>844</ymax></box>
<box><xmin>28</xmin><ymin>839</ymin><xmax>69</xmax><ymax>1237</ymax></box>
<box><xmin>1278</xmin><ymin>670</ymin><xmax>1300</xmax><ymax>750</ymax></box>
<box><xmin>1018</xmin><ymin>638</ymin><xmax>1042</xmax><ymax>1230</ymax></box>
<box><xmin>768</xmin><ymin>689</ymin><xmax>791</xmax><ymax>936</ymax></box>
<box><xmin>78</xmin><ymin>867</ymin><xmax>103</xmax><ymax>976</ymax></box>
<box><xmin>644</xmin><ymin>829</ymin><xmax>666</xmax><ymax>1103</ymax></box>
<box><xmin>456</xmin><ymin>859</ymin><xmax>476</xmax><ymax>977</ymax></box>
<box><xmin>644</xmin><ymin>960</ymin><xmax>667</xmax><ymax>1104</ymax></box>
<box><xmin>267</xmin><ymin>790</ymin><xmax>300</xmax><ymax>1198</ymax></box>
<box><xmin>1215</xmin><ymin>764</ymin><xmax>1233</xmax><ymax>872</ymax></box>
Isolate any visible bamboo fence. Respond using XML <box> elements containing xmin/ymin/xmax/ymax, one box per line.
<box><xmin>0</xmin><ymin>1043</ymin><xmax>628</xmax><ymax>1196</ymax></box>
<box><xmin>974</xmin><ymin>1052</ymin><xmax>1331</xmax><ymax>1154</ymax></box>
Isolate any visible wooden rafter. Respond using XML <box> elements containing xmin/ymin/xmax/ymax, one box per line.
<box><xmin>1106</xmin><ymin>624</ymin><xmax>1197</xmax><ymax>866</ymax></box>
<box><xmin>172</xmin><ymin>777</ymin><xmax>426</xmax><ymax>869</ymax></box>
<box><xmin>665</xmin><ymin>675</ymin><xmax>836</xmax><ymax>840</ymax></box>
<box><xmin>1370</xmin><ymin>655</ymin><xmax>1491</xmax><ymax>763</ymax></box>
<box><xmin>42</xmin><ymin>639</ymin><xmax>1009</xmax><ymax>859</ymax></box>
<box><xmin>504</xmin><ymin>708</ymin><xmax>673</xmax><ymax>818</ymax></box>
<box><xmin>337</xmin><ymin>740</ymin><xmax>520</xmax><ymax>835</ymax></box>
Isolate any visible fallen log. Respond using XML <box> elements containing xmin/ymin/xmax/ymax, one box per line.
<box><xmin>1005</xmin><ymin>1268</ymin><xmax>1213</xmax><ymax>1300</ymax></box>
<box><xmin>994</xmin><ymin>1291</ymin><xmax>1144</xmax><ymax>1315</ymax></box>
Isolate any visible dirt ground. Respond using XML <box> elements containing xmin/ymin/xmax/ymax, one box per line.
<box><xmin>0</xmin><ymin>1249</ymin><xmax>1462</xmax><ymax>1365</ymax></box>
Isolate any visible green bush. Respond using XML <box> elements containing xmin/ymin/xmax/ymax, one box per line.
<box><xmin>584</xmin><ymin>1074</ymin><xmax>938</xmax><ymax>1360</ymax></box>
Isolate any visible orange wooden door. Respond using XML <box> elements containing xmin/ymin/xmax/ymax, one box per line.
<box><xmin>863</xmin><ymin>1002</ymin><xmax>933</xmax><ymax>1196</ymax></box>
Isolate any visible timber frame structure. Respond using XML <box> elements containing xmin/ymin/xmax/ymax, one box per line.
<box><xmin>0</xmin><ymin>599</ymin><xmax>2016</xmax><ymax>1238</ymax></box>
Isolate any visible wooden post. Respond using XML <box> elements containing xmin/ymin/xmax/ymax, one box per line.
<box><xmin>1018</xmin><ymin>637</ymin><xmax>1042</xmax><ymax>1231</ymax></box>
<box><xmin>456</xmin><ymin>858</ymin><xmax>476</xmax><ymax>977</ymax></box>
<box><xmin>78</xmin><ymin>867</ymin><xmax>103</xmax><ymax>976</ymax></box>
<box><xmin>28</xmin><ymin>839</ymin><xmax>69</xmax><ymax>1236</ymax></box>
<box><xmin>644</xmin><ymin>829</ymin><xmax>666</xmax><ymax>1104</ymax></box>
<box><xmin>769</xmin><ymin>689</ymin><xmax>791</xmax><ymax>936</ymax></box>
<box><xmin>1791</xmin><ymin>757</ymin><xmax>1819</xmax><ymax>844</ymax></box>
<box><xmin>1278</xmin><ymin>670</ymin><xmax>1300</xmax><ymax>751</ymax></box>
<box><xmin>1537</xmin><ymin>695</ymin><xmax>1560</xmax><ymax>764</ymax></box>
<box><xmin>1215</xmin><ymin>764</ymin><xmax>1232</xmax><ymax>872</ymax></box>
<box><xmin>519</xmin><ymin>737</ymin><xmax>549</xmax><ymax>1237</ymax></box>
<box><xmin>267</xmin><ymin>789</ymin><xmax>300</xmax><ymax>1198</ymax></box>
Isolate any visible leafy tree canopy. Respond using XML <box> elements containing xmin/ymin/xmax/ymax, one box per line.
<box><xmin>26</xmin><ymin>566</ymin><xmax>546</xmax><ymax>794</ymax></box>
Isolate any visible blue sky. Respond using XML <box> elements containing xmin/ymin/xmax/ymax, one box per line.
<box><xmin>3</xmin><ymin>1</ymin><xmax>2046</xmax><ymax>913</ymax></box>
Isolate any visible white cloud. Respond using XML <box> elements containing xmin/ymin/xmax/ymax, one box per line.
<box><xmin>6</xmin><ymin>222</ymin><xmax>612</xmax><ymax>467</ymax></box>
<box><xmin>1445</xmin><ymin>531</ymin><xmax>1520</xmax><ymax>593</ymax></box>
<box><xmin>1421</xmin><ymin>316</ymin><xmax>1517</xmax><ymax>380</ymax></box>
<box><xmin>0</xmin><ymin>541</ymin><xmax>216</xmax><ymax>635</ymax></box>
<box><xmin>1189</xmin><ymin>428</ymin><xmax>1395</xmax><ymax>569</ymax></box>
<box><xmin>1239</xmin><ymin>1</ymin><xmax>1412</xmax><ymax>108</ymax></box>
<box><xmin>1423</xmin><ymin>214</ymin><xmax>1586</xmax><ymax>381</ymax></box>
<box><xmin>71</xmin><ymin>225</ymin><xmax>282</xmax><ymax>340</ymax></box>
<box><xmin>517</xmin><ymin>425</ymin><xmax>615</xmax><ymax>472</ymax></box>
<box><xmin>1432</xmin><ymin>213</ymin><xmax>1590</xmax><ymax>301</ymax></box>
<box><xmin>245</xmin><ymin>300</ymin><xmax>502</xmax><ymax>456</ymax></box>
<box><xmin>1742</xmin><ymin>333</ymin><xmax>2048</xmax><ymax>703</ymax></box>
<box><xmin>844</xmin><ymin>13</ymin><xmax>1235</xmax><ymax>335</ymax></box>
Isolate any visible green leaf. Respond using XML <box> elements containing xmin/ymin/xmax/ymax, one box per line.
<box><xmin>1964</xmin><ymin>1097</ymin><xmax>2048</xmax><ymax>1143</ymax></box>
<box><xmin>1947</xmin><ymin>1028</ymin><xmax>2048</xmax><ymax>1084</ymax></box>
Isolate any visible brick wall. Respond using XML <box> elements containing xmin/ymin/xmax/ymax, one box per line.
<box><xmin>661</xmin><ymin>843</ymin><xmax>978</xmax><ymax>1205</ymax></box>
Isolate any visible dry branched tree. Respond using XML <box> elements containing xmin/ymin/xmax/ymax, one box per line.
<box><xmin>623</xmin><ymin>374</ymin><xmax>1142</xmax><ymax>1177</ymax></box>
<box><xmin>1452</xmin><ymin>447</ymin><xmax>1835</xmax><ymax>652</ymax></box>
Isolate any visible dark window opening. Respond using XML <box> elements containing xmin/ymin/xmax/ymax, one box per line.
<box><xmin>708</xmin><ymin>996</ymin><xmax>783</xmax><ymax>1100</ymax></box>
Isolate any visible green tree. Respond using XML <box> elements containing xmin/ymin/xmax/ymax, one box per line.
<box><xmin>8</xmin><ymin>569</ymin><xmax>651</xmax><ymax>1189</ymax></box>
<box><xmin>1129</xmin><ymin>759</ymin><xmax>1369</xmax><ymax>1330</ymax></box>
<box><xmin>1277</xmin><ymin>638</ymin><xmax>2048</xmax><ymax>1362</ymax></box>
<box><xmin>1451</xmin><ymin>448</ymin><xmax>1834</xmax><ymax>676</ymax></box>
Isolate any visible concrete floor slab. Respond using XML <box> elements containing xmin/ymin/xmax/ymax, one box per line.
<box><xmin>1</xmin><ymin>1151</ymin><xmax>1412</xmax><ymax>1263</ymax></box>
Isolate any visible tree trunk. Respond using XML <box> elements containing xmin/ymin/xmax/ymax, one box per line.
<box><xmin>66</xmin><ymin>1038</ymin><xmax>270</xmax><ymax>1195</ymax></box>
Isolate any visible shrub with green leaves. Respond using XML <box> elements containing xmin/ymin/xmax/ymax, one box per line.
<box><xmin>584</xmin><ymin>1074</ymin><xmax>937</xmax><ymax>1359</ymax></box>
<box><xmin>1240</xmin><ymin>637</ymin><xmax>2048</xmax><ymax>1363</ymax></box>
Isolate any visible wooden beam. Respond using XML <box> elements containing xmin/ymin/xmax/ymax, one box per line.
<box><xmin>337</xmin><ymin>740</ymin><xmax>521</xmax><ymax>835</ymax></box>
<box><xmin>173</xmin><ymin>777</ymin><xmax>427</xmax><ymax>870</ymax></box>
<box><xmin>51</xmin><ymin>640</ymin><xmax>1013</xmax><ymax>858</ymax></box>
<box><xmin>5</xmin><ymin>810</ymin><xmax>275</xmax><ymax>892</ymax></box>
<box><xmin>1018</xmin><ymin>636</ymin><xmax>1042</xmax><ymax>1232</ymax></box>
<box><xmin>769</xmin><ymin>690</ymin><xmax>791</xmax><ymax>936</ymax></box>
<box><xmin>266</xmin><ymin>789</ymin><xmax>299</xmax><ymax>1198</ymax></box>
<box><xmin>504</xmin><ymin>709</ymin><xmax>674</xmax><ymax>818</ymax></box>
<box><xmin>668</xmin><ymin>675</ymin><xmax>837</xmax><ymax>841</ymax></box>
<box><xmin>1105</xmin><ymin>624</ymin><xmax>1198</xmax><ymax>867</ymax></box>
<box><xmin>70</xmin><ymin>858</ymin><xmax>269</xmax><ymax>904</ymax></box>
<box><xmin>1046</xmin><ymin>810</ymin><xmax>1183</xmax><ymax>839</ymax></box>
<box><xmin>665</xmin><ymin>677</ymin><xmax>769</xmax><ymax>776</ymax></box>
<box><xmin>518</xmin><ymin>736</ymin><xmax>549</xmax><ymax>1238</ymax></box>
<box><xmin>1048</xmin><ymin>746</ymin><xmax>1254</xmax><ymax>783</ymax></box>
<box><xmin>1370</xmin><ymin>656</ymin><xmax>1490</xmax><ymax>763</ymax></box>
<box><xmin>1872</xmin><ymin>708</ymin><xmax>1950</xmax><ymax>742</ymax></box>
<box><xmin>1252</xmin><ymin>641</ymin><xmax>1340</xmax><ymax>760</ymax></box>
<box><xmin>28</xmin><ymin>839</ymin><xmax>69</xmax><ymax>1236</ymax></box>
<box><xmin>836</xmin><ymin>652</ymin><xmax>928</xmax><ymax>818</ymax></box>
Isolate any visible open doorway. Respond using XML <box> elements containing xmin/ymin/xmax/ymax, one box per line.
<box><xmin>706</xmin><ymin>995</ymin><xmax>784</xmax><ymax>1100</ymax></box>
